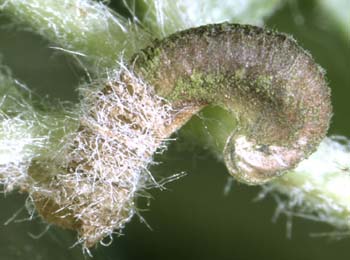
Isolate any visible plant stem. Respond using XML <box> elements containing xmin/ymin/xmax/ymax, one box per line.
<box><xmin>1</xmin><ymin>0</ymin><xmax>349</xmax><ymax>246</ymax></box>
<box><xmin>0</xmin><ymin>0</ymin><xmax>150</xmax><ymax>70</ymax></box>
<box><xmin>0</xmin><ymin>64</ymin><xmax>78</xmax><ymax>192</ymax></box>
<box><xmin>268</xmin><ymin>137</ymin><xmax>350</xmax><ymax>229</ymax></box>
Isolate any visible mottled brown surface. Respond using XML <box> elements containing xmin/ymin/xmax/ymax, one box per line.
<box><xmin>132</xmin><ymin>23</ymin><xmax>332</xmax><ymax>184</ymax></box>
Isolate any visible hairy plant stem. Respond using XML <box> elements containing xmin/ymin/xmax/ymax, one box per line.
<box><xmin>0</xmin><ymin>0</ymin><xmax>150</xmax><ymax>70</ymax></box>
<box><xmin>0</xmin><ymin>65</ymin><xmax>78</xmax><ymax>192</ymax></box>
<box><xmin>0</xmin><ymin>0</ymin><xmax>349</xmax><ymax>250</ymax></box>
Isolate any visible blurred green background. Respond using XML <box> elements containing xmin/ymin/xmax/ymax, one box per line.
<box><xmin>0</xmin><ymin>0</ymin><xmax>349</xmax><ymax>259</ymax></box>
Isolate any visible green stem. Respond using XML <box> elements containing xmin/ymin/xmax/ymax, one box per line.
<box><xmin>269</xmin><ymin>137</ymin><xmax>350</xmax><ymax>229</ymax></box>
<box><xmin>0</xmin><ymin>64</ymin><xmax>78</xmax><ymax>191</ymax></box>
<box><xmin>0</xmin><ymin>0</ymin><xmax>149</xmax><ymax>70</ymax></box>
